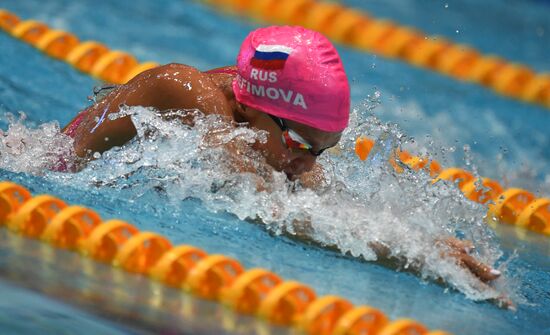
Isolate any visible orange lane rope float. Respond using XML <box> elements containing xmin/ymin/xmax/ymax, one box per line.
<box><xmin>1</xmin><ymin>7</ymin><xmax>549</xmax><ymax>109</ymax></box>
<box><xmin>354</xmin><ymin>137</ymin><xmax>550</xmax><ymax>237</ymax></box>
<box><xmin>200</xmin><ymin>0</ymin><xmax>550</xmax><ymax>110</ymax></box>
<box><xmin>0</xmin><ymin>9</ymin><xmax>157</xmax><ymax>84</ymax></box>
<box><xmin>0</xmin><ymin>181</ymin><xmax>452</xmax><ymax>335</ymax></box>
<box><xmin>41</xmin><ymin>205</ymin><xmax>102</xmax><ymax>250</ymax></box>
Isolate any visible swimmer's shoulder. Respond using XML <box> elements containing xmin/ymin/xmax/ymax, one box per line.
<box><xmin>203</xmin><ymin>66</ymin><xmax>239</xmax><ymax>110</ymax></box>
<box><xmin>134</xmin><ymin>63</ymin><xmax>237</xmax><ymax>99</ymax></box>
<box><xmin>124</xmin><ymin>63</ymin><xmax>234</xmax><ymax>118</ymax></box>
<box><xmin>204</xmin><ymin>66</ymin><xmax>238</xmax><ymax>76</ymax></box>
<box><xmin>135</xmin><ymin>63</ymin><xmax>236</xmax><ymax>84</ymax></box>
<box><xmin>128</xmin><ymin>63</ymin><xmax>206</xmax><ymax>86</ymax></box>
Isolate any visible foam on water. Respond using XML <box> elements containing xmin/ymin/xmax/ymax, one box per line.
<box><xmin>0</xmin><ymin>105</ymin><xmax>520</xmax><ymax>304</ymax></box>
<box><xmin>0</xmin><ymin>112</ymin><xmax>75</xmax><ymax>174</ymax></box>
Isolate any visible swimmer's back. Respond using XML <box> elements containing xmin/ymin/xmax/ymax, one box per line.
<box><xmin>63</xmin><ymin>63</ymin><xmax>236</xmax><ymax>157</ymax></box>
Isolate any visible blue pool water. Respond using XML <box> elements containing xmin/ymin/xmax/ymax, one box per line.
<box><xmin>0</xmin><ymin>280</ymin><xmax>132</xmax><ymax>335</ymax></box>
<box><xmin>0</xmin><ymin>1</ymin><xmax>549</xmax><ymax>334</ymax></box>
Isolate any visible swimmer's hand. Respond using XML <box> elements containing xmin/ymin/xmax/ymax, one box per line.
<box><xmin>367</xmin><ymin>238</ymin><xmax>501</xmax><ymax>284</ymax></box>
<box><xmin>439</xmin><ymin>237</ymin><xmax>501</xmax><ymax>283</ymax></box>
<box><xmin>442</xmin><ymin>239</ymin><xmax>516</xmax><ymax>309</ymax></box>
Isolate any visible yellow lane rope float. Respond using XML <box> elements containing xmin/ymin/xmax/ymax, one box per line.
<box><xmin>199</xmin><ymin>0</ymin><xmax>550</xmax><ymax>110</ymax></box>
<box><xmin>0</xmin><ymin>181</ymin><xmax>452</xmax><ymax>335</ymax></box>
<box><xmin>0</xmin><ymin>8</ymin><xmax>547</xmax><ymax>237</ymax></box>
<box><xmin>355</xmin><ymin>137</ymin><xmax>550</xmax><ymax>237</ymax></box>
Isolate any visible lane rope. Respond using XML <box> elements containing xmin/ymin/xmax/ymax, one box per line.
<box><xmin>0</xmin><ymin>181</ymin><xmax>452</xmax><ymax>335</ymax></box>
<box><xmin>2</xmin><ymin>5</ymin><xmax>550</xmax><ymax>109</ymax></box>
<box><xmin>355</xmin><ymin>137</ymin><xmax>550</xmax><ymax>237</ymax></box>
<box><xmin>199</xmin><ymin>0</ymin><xmax>550</xmax><ymax>110</ymax></box>
<box><xmin>0</xmin><ymin>9</ymin><xmax>158</xmax><ymax>84</ymax></box>
<box><xmin>0</xmin><ymin>9</ymin><xmax>543</xmax><ymax>332</ymax></box>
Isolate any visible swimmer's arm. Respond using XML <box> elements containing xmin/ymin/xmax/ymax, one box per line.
<box><xmin>288</xmin><ymin>225</ymin><xmax>511</xmax><ymax>308</ymax></box>
<box><xmin>65</xmin><ymin>63</ymin><xmax>233</xmax><ymax>157</ymax></box>
<box><xmin>291</xmin><ymin>220</ymin><xmax>500</xmax><ymax>284</ymax></box>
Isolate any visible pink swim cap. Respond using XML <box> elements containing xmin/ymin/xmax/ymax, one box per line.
<box><xmin>233</xmin><ymin>26</ymin><xmax>350</xmax><ymax>132</ymax></box>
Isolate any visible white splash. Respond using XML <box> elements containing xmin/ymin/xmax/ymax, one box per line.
<box><xmin>0</xmin><ymin>112</ymin><xmax>76</xmax><ymax>174</ymax></box>
<box><xmin>0</xmin><ymin>106</ymin><xmax>517</xmax><ymax>303</ymax></box>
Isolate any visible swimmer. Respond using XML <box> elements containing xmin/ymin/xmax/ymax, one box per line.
<box><xmin>64</xmin><ymin>26</ymin><xmax>346</xmax><ymax>182</ymax></box>
<box><xmin>62</xmin><ymin>26</ymin><xmax>502</xmax><ymax>289</ymax></box>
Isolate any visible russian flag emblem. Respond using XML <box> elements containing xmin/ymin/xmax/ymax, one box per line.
<box><xmin>250</xmin><ymin>44</ymin><xmax>293</xmax><ymax>70</ymax></box>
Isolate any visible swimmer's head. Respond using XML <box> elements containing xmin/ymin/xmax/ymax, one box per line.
<box><xmin>233</xmin><ymin>26</ymin><xmax>350</xmax><ymax>133</ymax></box>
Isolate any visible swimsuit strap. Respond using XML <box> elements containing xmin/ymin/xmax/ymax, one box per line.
<box><xmin>63</xmin><ymin>111</ymin><xmax>86</xmax><ymax>138</ymax></box>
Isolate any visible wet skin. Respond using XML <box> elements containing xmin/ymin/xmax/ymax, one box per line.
<box><xmin>63</xmin><ymin>63</ymin><xmax>502</xmax><ymax>290</ymax></box>
<box><xmin>64</xmin><ymin>63</ymin><xmax>339</xmax><ymax>178</ymax></box>
<box><xmin>239</xmin><ymin>105</ymin><xmax>341</xmax><ymax>179</ymax></box>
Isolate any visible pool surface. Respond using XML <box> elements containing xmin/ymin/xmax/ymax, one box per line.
<box><xmin>1</xmin><ymin>1</ymin><xmax>549</xmax><ymax>334</ymax></box>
